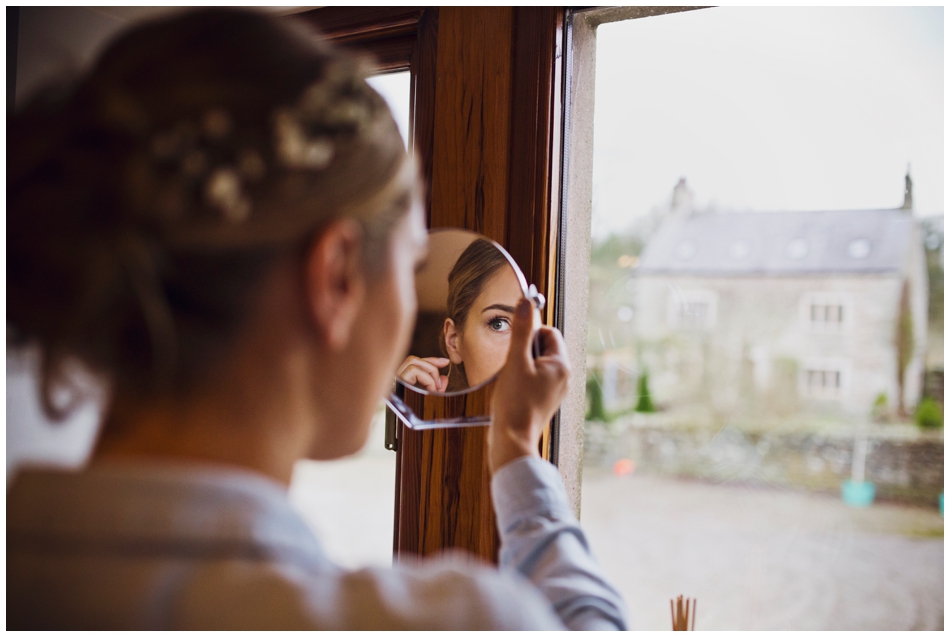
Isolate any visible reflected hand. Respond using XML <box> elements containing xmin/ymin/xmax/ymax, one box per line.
<box><xmin>397</xmin><ymin>356</ymin><xmax>450</xmax><ymax>393</ymax></box>
<box><xmin>489</xmin><ymin>298</ymin><xmax>569</xmax><ymax>473</ymax></box>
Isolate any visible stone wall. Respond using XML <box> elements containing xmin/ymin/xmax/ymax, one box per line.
<box><xmin>584</xmin><ymin>415</ymin><xmax>943</xmax><ymax>507</ymax></box>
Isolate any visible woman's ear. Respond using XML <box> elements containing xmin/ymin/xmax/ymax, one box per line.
<box><xmin>303</xmin><ymin>218</ymin><xmax>366</xmax><ymax>351</ymax></box>
<box><xmin>443</xmin><ymin>318</ymin><xmax>463</xmax><ymax>365</ymax></box>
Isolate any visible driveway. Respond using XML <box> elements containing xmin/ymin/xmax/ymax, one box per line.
<box><xmin>580</xmin><ymin>467</ymin><xmax>944</xmax><ymax>630</ymax></box>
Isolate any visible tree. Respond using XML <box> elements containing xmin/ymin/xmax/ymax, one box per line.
<box><xmin>634</xmin><ymin>371</ymin><xmax>655</xmax><ymax>413</ymax></box>
<box><xmin>895</xmin><ymin>281</ymin><xmax>914</xmax><ymax>417</ymax></box>
<box><xmin>586</xmin><ymin>371</ymin><xmax>608</xmax><ymax>422</ymax></box>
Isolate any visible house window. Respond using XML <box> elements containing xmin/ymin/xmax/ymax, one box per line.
<box><xmin>806</xmin><ymin>369</ymin><xmax>840</xmax><ymax>395</ymax></box>
<box><xmin>799</xmin><ymin>359</ymin><xmax>849</xmax><ymax>400</ymax></box>
<box><xmin>680</xmin><ymin>300</ymin><xmax>709</xmax><ymax>327</ymax></box>
<box><xmin>801</xmin><ymin>293</ymin><xmax>851</xmax><ymax>333</ymax></box>
<box><xmin>786</xmin><ymin>238</ymin><xmax>809</xmax><ymax>260</ymax></box>
<box><xmin>668</xmin><ymin>289</ymin><xmax>717</xmax><ymax>330</ymax></box>
<box><xmin>810</xmin><ymin>302</ymin><xmax>843</xmax><ymax>326</ymax></box>
<box><xmin>847</xmin><ymin>238</ymin><xmax>871</xmax><ymax>259</ymax></box>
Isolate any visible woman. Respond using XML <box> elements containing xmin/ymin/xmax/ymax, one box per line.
<box><xmin>7</xmin><ymin>9</ymin><xmax>626</xmax><ymax>630</ymax></box>
<box><xmin>397</xmin><ymin>238</ymin><xmax>521</xmax><ymax>393</ymax></box>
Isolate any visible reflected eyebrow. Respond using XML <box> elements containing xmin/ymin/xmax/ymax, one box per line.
<box><xmin>481</xmin><ymin>304</ymin><xmax>515</xmax><ymax>314</ymax></box>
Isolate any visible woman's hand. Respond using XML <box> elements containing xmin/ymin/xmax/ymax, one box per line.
<box><xmin>397</xmin><ymin>356</ymin><xmax>450</xmax><ymax>393</ymax></box>
<box><xmin>489</xmin><ymin>298</ymin><xmax>570</xmax><ymax>473</ymax></box>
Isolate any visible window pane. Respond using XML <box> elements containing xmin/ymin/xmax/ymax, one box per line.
<box><xmin>288</xmin><ymin>408</ymin><xmax>396</xmax><ymax>569</ymax></box>
<box><xmin>367</xmin><ymin>72</ymin><xmax>411</xmax><ymax>148</ymax></box>
<box><xmin>580</xmin><ymin>8</ymin><xmax>942</xmax><ymax>630</ymax></box>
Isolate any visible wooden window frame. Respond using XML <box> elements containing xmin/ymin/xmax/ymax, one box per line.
<box><xmin>298</xmin><ymin>7</ymin><xmax>566</xmax><ymax>564</ymax></box>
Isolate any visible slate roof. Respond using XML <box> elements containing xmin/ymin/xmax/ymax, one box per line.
<box><xmin>638</xmin><ymin>208</ymin><xmax>916</xmax><ymax>276</ymax></box>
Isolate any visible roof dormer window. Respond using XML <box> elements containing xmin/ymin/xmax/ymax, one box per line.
<box><xmin>786</xmin><ymin>238</ymin><xmax>809</xmax><ymax>260</ymax></box>
<box><xmin>729</xmin><ymin>241</ymin><xmax>751</xmax><ymax>259</ymax></box>
<box><xmin>847</xmin><ymin>238</ymin><xmax>871</xmax><ymax>259</ymax></box>
<box><xmin>676</xmin><ymin>241</ymin><xmax>696</xmax><ymax>261</ymax></box>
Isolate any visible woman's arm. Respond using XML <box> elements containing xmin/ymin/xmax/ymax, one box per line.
<box><xmin>488</xmin><ymin>298</ymin><xmax>628</xmax><ymax>630</ymax></box>
<box><xmin>492</xmin><ymin>457</ymin><xmax>628</xmax><ymax>630</ymax></box>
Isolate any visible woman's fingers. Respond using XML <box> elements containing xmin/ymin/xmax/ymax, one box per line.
<box><xmin>406</xmin><ymin>358</ymin><xmax>442</xmax><ymax>378</ymax></box>
<box><xmin>505</xmin><ymin>298</ymin><xmax>537</xmax><ymax>371</ymax></box>
<box><xmin>423</xmin><ymin>356</ymin><xmax>450</xmax><ymax>369</ymax></box>
<box><xmin>396</xmin><ymin>356</ymin><xmax>451</xmax><ymax>392</ymax></box>
<box><xmin>397</xmin><ymin>356</ymin><xmax>449</xmax><ymax>376</ymax></box>
<box><xmin>489</xmin><ymin>303</ymin><xmax>571</xmax><ymax>473</ymax></box>
<box><xmin>534</xmin><ymin>325</ymin><xmax>566</xmax><ymax>359</ymax></box>
<box><xmin>400</xmin><ymin>366</ymin><xmax>440</xmax><ymax>392</ymax></box>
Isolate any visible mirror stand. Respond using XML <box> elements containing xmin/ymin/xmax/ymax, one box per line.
<box><xmin>385</xmin><ymin>394</ymin><xmax>492</xmax><ymax>430</ymax></box>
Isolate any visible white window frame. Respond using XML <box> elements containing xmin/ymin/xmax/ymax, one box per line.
<box><xmin>558</xmin><ymin>5</ymin><xmax>720</xmax><ymax>510</ymax></box>
<box><xmin>798</xmin><ymin>357</ymin><xmax>851</xmax><ymax>400</ymax></box>
<box><xmin>667</xmin><ymin>288</ymin><xmax>718</xmax><ymax>331</ymax></box>
<box><xmin>800</xmin><ymin>292</ymin><xmax>852</xmax><ymax>334</ymax></box>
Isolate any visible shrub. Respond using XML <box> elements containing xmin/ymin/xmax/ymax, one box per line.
<box><xmin>916</xmin><ymin>397</ymin><xmax>943</xmax><ymax>429</ymax></box>
<box><xmin>634</xmin><ymin>372</ymin><xmax>655</xmax><ymax>413</ymax></box>
<box><xmin>871</xmin><ymin>392</ymin><xmax>889</xmax><ymax>422</ymax></box>
<box><xmin>586</xmin><ymin>372</ymin><xmax>607</xmax><ymax>422</ymax></box>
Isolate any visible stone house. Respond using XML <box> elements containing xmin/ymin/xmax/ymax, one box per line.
<box><xmin>630</xmin><ymin>180</ymin><xmax>928</xmax><ymax>422</ymax></box>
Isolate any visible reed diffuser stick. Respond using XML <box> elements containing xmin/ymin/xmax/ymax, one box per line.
<box><xmin>670</xmin><ymin>595</ymin><xmax>697</xmax><ymax>630</ymax></box>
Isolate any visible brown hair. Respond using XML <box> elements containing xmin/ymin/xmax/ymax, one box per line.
<box><xmin>7</xmin><ymin>9</ymin><xmax>417</xmax><ymax>418</ymax></box>
<box><xmin>441</xmin><ymin>239</ymin><xmax>509</xmax><ymax>391</ymax></box>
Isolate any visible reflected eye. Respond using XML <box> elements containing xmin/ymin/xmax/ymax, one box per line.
<box><xmin>487</xmin><ymin>316</ymin><xmax>511</xmax><ymax>333</ymax></box>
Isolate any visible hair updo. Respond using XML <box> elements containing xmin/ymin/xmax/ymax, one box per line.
<box><xmin>7</xmin><ymin>8</ymin><xmax>417</xmax><ymax>418</ymax></box>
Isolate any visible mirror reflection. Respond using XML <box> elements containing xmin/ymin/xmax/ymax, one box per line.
<box><xmin>397</xmin><ymin>230</ymin><xmax>525</xmax><ymax>394</ymax></box>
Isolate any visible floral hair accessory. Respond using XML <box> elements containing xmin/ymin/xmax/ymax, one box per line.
<box><xmin>142</xmin><ymin>57</ymin><xmax>388</xmax><ymax>237</ymax></box>
<box><xmin>274</xmin><ymin>110</ymin><xmax>334</xmax><ymax>170</ymax></box>
<box><xmin>205</xmin><ymin>168</ymin><xmax>251</xmax><ymax>223</ymax></box>
<box><xmin>273</xmin><ymin>57</ymin><xmax>376</xmax><ymax>171</ymax></box>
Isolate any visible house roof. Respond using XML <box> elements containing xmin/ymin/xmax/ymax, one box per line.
<box><xmin>638</xmin><ymin>208</ymin><xmax>916</xmax><ymax>276</ymax></box>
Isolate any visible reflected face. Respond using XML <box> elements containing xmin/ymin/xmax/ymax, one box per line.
<box><xmin>444</xmin><ymin>265</ymin><xmax>522</xmax><ymax>388</ymax></box>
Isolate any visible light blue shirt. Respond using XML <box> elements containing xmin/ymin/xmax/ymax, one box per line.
<box><xmin>7</xmin><ymin>456</ymin><xmax>627</xmax><ymax>630</ymax></box>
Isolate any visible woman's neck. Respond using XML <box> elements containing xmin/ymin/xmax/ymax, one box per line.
<box><xmin>92</xmin><ymin>346</ymin><xmax>317</xmax><ymax>486</ymax></box>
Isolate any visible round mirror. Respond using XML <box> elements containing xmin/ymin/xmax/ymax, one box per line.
<box><xmin>395</xmin><ymin>228</ymin><xmax>542</xmax><ymax>397</ymax></box>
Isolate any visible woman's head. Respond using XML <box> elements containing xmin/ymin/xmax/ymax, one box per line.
<box><xmin>441</xmin><ymin>239</ymin><xmax>523</xmax><ymax>391</ymax></box>
<box><xmin>8</xmin><ymin>9</ymin><xmax>422</xmax><ymax>450</ymax></box>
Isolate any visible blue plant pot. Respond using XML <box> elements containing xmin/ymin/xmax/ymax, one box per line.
<box><xmin>841</xmin><ymin>480</ymin><xmax>875</xmax><ymax>508</ymax></box>
<box><xmin>940</xmin><ymin>493</ymin><xmax>944</xmax><ymax>517</ymax></box>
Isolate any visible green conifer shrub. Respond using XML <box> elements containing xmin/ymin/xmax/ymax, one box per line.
<box><xmin>634</xmin><ymin>372</ymin><xmax>655</xmax><ymax>413</ymax></box>
<box><xmin>916</xmin><ymin>397</ymin><xmax>943</xmax><ymax>429</ymax></box>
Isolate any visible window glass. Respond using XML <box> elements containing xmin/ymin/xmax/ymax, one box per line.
<box><xmin>368</xmin><ymin>72</ymin><xmax>411</xmax><ymax>147</ymax></box>
<box><xmin>580</xmin><ymin>8</ymin><xmax>942</xmax><ymax>630</ymax></box>
<box><xmin>288</xmin><ymin>70</ymin><xmax>411</xmax><ymax>569</ymax></box>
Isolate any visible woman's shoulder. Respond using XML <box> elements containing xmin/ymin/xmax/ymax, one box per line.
<box><xmin>7</xmin><ymin>465</ymin><xmax>562</xmax><ymax>630</ymax></box>
<box><xmin>172</xmin><ymin>552</ymin><xmax>563</xmax><ymax>630</ymax></box>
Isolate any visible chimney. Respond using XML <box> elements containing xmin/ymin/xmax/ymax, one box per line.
<box><xmin>671</xmin><ymin>177</ymin><xmax>694</xmax><ymax>217</ymax></box>
<box><xmin>901</xmin><ymin>165</ymin><xmax>913</xmax><ymax>211</ymax></box>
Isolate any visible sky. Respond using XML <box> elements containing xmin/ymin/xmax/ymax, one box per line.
<box><xmin>590</xmin><ymin>7</ymin><xmax>944</xmax><ymax>241</ymax></box>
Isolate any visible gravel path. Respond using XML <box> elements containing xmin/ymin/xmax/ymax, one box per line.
<box><xmin>580</xmin><ymin>467</ymin><xmax>944</xmax><ymax>630</ymax></box>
